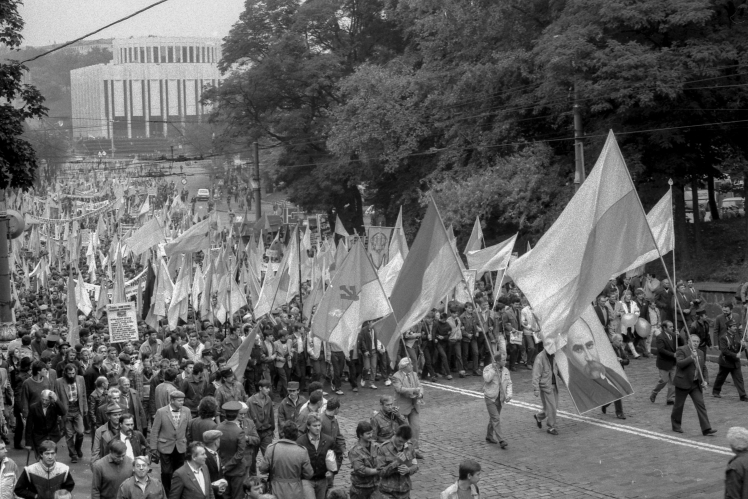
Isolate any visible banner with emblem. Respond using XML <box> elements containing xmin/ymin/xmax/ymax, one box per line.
<box><xmin>365</xmin><ymin>226</ymin><xmax>394</xmax><ymax>270</ymax></box>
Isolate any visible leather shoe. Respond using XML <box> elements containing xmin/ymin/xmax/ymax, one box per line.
<box><xmin>672</xmin><ymin>427</ymin><xmax>684</xmax><ymax>433</ymax></box>
<box><xmin>485</xmin><ymin>437</ymin><xmax>498</xmax><ymax>444</ymax></box>
<box><xmin>741</xmin><ymin>397</ymin><xmax>748</xmax><ymax>402</ymax></box>
<box><xmin>533</xmin><ymin>414</ymin><xmax>542</xmax><ymax>428</ymax></box>
<box><xmin>703</xmin><ymin>429</ymin><xmax>717</xmax><ymax>436</ymax></box>
<box><xmin>649</xmin><ymin>393</ymin><xmax>656</xmax><ymax>403</ymax></box>
<box><xmin>616</xmin><ymin>413</ymin><xmax>626</xmax><ymax>420</ymax></box>
<box><xmin>601</xmin><ymin>405</ymin><xmax>607</xmax><ymax>414</ymax></box>
<box><xmin>713</xmin><ymin>393</ymin><xmax>721</xmax><ymax>398</ymax></box>
<box><xmin>666</xmin><ymin>401</ymin><xmax>674</xmax><ymax>405</ymax></box>
<box><xmin>499</xmin><ymin>441</ymin><xmax>508</xmax><ymax>449</ymax></box>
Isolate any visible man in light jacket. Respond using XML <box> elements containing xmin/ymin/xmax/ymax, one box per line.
<box><xmin>532</xmin><ymin>349</ymin><xmax>559</xmax><ymax>435</ymax></box>
<box><xmin>482</xmin><ymin>353</ymin><xmax>512</xmax><ymax>449</ymax></box>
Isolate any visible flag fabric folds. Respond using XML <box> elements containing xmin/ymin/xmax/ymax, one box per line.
<box><xmin>311</xmin><ymin>240</ymin><xmax>392</xmax><ymax>354</ymax></box>
<box><xmin>125</xmin><ymin>218</ymin><xmax>165</xmax><ymax>255</ymax></box>
<box><xmin>466</xmin><ymin>233</ymin><xmax>517</xmax><ymax>275</ymax></box>
<box><xmin>335</xmin><ymin>215</ymin><xmax>349</xmax><ymax>239</ymax></box>
<box><xmin>375</xmin><ymin>198</ymin><xmax>465</xmax><ymax>360</ymax></box>
<box><xmin>621</xmin><ymin>189</ymin><xmax>674</xmax><ymax>275</ymax></box>
<box><xmin>225</xmin><ymin>323</ymin><xmax>259</xmax><ymax>380</ymax></box>
<box><xmin>506</xmin><ymin>130</ymin><xmax>657</xmax><ymax>355</ymax></box>
<box><xmin>464</xmin><ymin>216</ymin><xmax>483</xmax><ymax>254</ymax></box>
<box><xmin>164</xmin><ymin>217</ymin><xmax>211</xmax><ymax>257</ymax></box>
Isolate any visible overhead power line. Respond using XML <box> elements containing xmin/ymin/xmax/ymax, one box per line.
<box><xmin>19</xmin><ymin>0</ymin><xmax>171</xmax><ymax>64</ymax></box>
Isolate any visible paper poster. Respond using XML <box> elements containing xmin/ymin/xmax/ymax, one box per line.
<box><xmin>106</xmin><ymin>302</ymin><xmax>139</xmax><ymax>343</ymax></box>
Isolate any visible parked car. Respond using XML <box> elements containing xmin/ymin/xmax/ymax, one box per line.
<box><xmin>196</xmin><ymin>188</ymin><xmax>210</xmax><ymax>201</ymax></box>
<box><xmin>721</xmin><ymin>197</ymin><xmax>745</xmax><ymax>218</ymax></box>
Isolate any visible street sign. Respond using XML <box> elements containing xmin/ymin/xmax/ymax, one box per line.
<box><xmin>181</xmin><ymin>177</ymin><xmax>187</xmax><ymax>185</ymax></box>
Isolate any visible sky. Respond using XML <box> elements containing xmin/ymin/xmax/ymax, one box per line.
<box><xmin>19</xmin><ymin>0</ymin><xmax>246</xmax><ymax>47</ymax></box>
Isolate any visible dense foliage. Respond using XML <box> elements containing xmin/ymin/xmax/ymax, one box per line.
<box><xmin>209</xmin><ymin>0</ymin><xmax>748</xmax><ymax>256</ymax></box>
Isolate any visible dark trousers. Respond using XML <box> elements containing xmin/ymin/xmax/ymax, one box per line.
<box><xmin>331</xmin><ymin>351</ymin><xmax>346</xmax><ymax>390</ymax></box>
<box><xmin>13</xmin><ymin>406</ymin><xmax>24</xmax><ymax>448</ymax></box>
<box><xmin>250</xmin><ymin>429</ymin><xmax>275</xmax><ymax>474</ymax></box>
<box><xmin>311</xmin><ymin>357</ymin><xmax>326</xmax><ymax>383</ymax></box>
<box><xmin>435</xmin><ymin>342</ymin><xmax>450</xmax><ymax>376</ymax></box>
<box><xmin>347</xmin><ymin>357</ymin><xmax>361</xmax><ymax>389</ymax></box>
<box><xmin>713</xmin><ymin>365</ymin><xmax>746</xmax><ymax>397</ymax></box>
<box><xmin>160</xmin><ymin>448</ymin><xmax>186</xmax><ymax>494</ymax></box>
<box><xmin>522</xmin><ymin>335</ymin><xmax>537</xmax><ymax>366</ymax></box>
<box><xmin>292</xmin><ymin>354</ymin><xmax>308</xmax><ymax>392</ymax></box>
<box><xmin>461</xmin><ymin>338</ymin><xmax>479</xmax><ymax>372</ymax></box>
<box><xmin>671</xmin><ymin>384</ymin><xmax>711</xmax><ymax>432</ymax></box>
<box><xmin>448</xmin><ymin>341</ymin><xmax>463</xmax><ymax>372</ymax></box>
<box><xmin>507</xmin><ymin>343</ymin><xmax>521</xmax><ymax>369</ymax></box>
<box><xmin>227</xmin><ymin>474</ymin><xmax>245</xmax><ymax>499</ymax></box>
<box><xmin>273</xmin><ymin>365</ymin><xmax>289</xmax><ymax>398</ymax></box>
<box><xmin>602</xmin><ymin>399</ymin><xmax>624</xmax><ymax>415</ymax></box>
<box><xmin>421</xmin><ymin>343</ymin><xmax>437</xmax><ymax>379</ymax></box>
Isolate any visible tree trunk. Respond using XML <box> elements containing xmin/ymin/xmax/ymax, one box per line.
<box><xmin>673</xmin><ymin>182</ymin><xmax>689</xmax><ymax>267</ymax></box>
<box><xmin>744</xmin><ymin>166</ymin><xmax>748</xmax><ymax>265</ymax></box>
<box><xmin>691</xmin><ymin>178</ymin><xmax>701</xmax><ymax>258</ymax></box>
<box><xmin>707</xmin><ymin>173</ymin><xmax>720</xmax><ymax>220</ymax></box>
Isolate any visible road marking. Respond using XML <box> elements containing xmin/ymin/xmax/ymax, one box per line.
<box><xmin>420</xmin><ymin>381</ymin><xmax>734</xmax><ymax>456</ymax></box>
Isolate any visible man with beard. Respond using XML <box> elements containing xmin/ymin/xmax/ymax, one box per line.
<box><xmin>54</xmin><ymin>364</ymin><xmax>87</xmax><ymax>463</ymax></box>
<box><xmin>118</xmin><ymin>414</ymin><xmax>149</xmax><ymax>459</ymax></box>
<box><xmin>140</xmin><ymin>330</ymin><xmax>163</xmax><ymax>359</ymax></box>
<box><xmin>563</xmin><ymin>325</ymin><xmax>633</xmax><ymax>413</ymax></box>
<box><xmin>214</xmin><ymin>367</ymin><xmax>247</xmax><ymax>423</ymax></box>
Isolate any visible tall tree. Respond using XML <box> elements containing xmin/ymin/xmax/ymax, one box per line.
<box><xmin>0</xmin><ymin>1</ymin><xmax>47</xmax><ymax>190</ymax></box>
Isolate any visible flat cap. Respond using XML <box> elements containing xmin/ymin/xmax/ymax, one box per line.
<box><xmin>222</xmin><ymin>401</ymin><xmax>242</xmax><ymax>412</ymax></box>
<box><xmin>288</xmin><ymin>381</ymin><xmax>300</xmax><ymax>391</ymax></box>
<box><xmin>203</xmin><ymin>430</ymin><xmax>223</xmax><ymax>443</ymax></box>
<box><xmin>170</xmin><ymin>390</ymin><xmax>185</xmax><ymax>399</ymax></box>
<box><xmin>106</xmin><ymin>402</ymin><xmax>123</xmax><ymax>414</ymax></box>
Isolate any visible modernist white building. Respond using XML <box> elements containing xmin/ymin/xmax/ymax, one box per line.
<box><xmin>71</xmin><ymin>37</ymin><xmax>223</xmax><ymax>139</ymax></box>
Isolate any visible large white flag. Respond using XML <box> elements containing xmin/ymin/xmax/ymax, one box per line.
<box><xmin>466</xmin><ymin>233</ymin><xmax>517</xmax><ymax>275</ymax></box>
<box><xmin>507</xmin><ymin>131</ymin><xmax>656</xmax><ymax>355</ymax></box>
<box><xmin>464</xmin><ymin>216</ymin><xmax>483</xmax><ymax>254</ymax></box>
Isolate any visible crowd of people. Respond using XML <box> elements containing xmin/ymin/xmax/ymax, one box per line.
<box><xmin>4</xmin><ymin>176</ymin><xmax>748</xmax><ymax>499</ymax></box>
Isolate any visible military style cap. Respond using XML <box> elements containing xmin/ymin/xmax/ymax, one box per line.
<box><xmin>106</xmin><ymin>402</ymin><xmax>123</xmax><ymax>414</ymax></box>
<box><xmin>222</xmin><ymin>401</ymin><xmax>242</xmax><ymax>413</ymax></box>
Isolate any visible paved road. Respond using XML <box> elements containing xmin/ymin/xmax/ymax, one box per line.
<box><xmin>7</xmin><ymin>355</ymin><xmax>740</xmax><ymax>499</ymax></box>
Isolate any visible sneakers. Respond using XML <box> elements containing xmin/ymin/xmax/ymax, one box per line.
<box><xmin>360</xmin><ymin>378</ymin><xmax>366</xmax><ymax>387</ymax></box>
<box><xmin>335</xmin><ymin>389</ymin><xmax>344</xmax><ymax>395</ymax></box>
<box><xmin>369</xmin><ymin>384</ymin><xmax>378</xmax><ymax>390</ymax></box>
<box><xmin>445</xmin><ymin>375</ymin><xmax>453</xmax><ymax>380</ymax></box>
<box><xmin>384</xmin><ymin>379</ymin><xmax>392</xmax><ymax>386</ymax></box>
<box><xmin>352</xmin><ymin>387</ymin><xmax>359</xmax><ymax>393</ymax></box>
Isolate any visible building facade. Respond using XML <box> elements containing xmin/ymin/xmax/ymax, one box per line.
<box><xmin>71</xmin><ymin>37</ymin><xmax>223</xmax><ymax>140</ymax></box>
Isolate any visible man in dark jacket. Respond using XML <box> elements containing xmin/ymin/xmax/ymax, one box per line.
<box><xmin>277</xmin><ymin>381</ymin><xmax>307</xmax><ymax>428</ymax></box>
<box><xmin>671</xmin><ymin>334</ymin><xmax>716</xmax><ymax>436</ymax></box>
<box><xmin>713</xmin><ymin>321</ymin><xmax>748</xmax><ymax>400</ymax></box>
<box><xmin>689</xmin><ymin>304</ymin><xmax>713</xmax><ymax>382</ymax></box>
<box><xmin>297</xmin><ymin>412</ymin><xmax>335</xmax><ymax>499</ymax></box>
<box><xmin>25</xmin><ymin>390</ymin><xmax>66</xmax><ymax>458</ymax></box>
<box><xmin>215</xmin><ymin>402</ymin><xmax>247</xmax><ymax>499</ymax></box>
<box><xmin>650</xmin><ymin>320</ymin><xmax>681</xmax><ymax>405</ymax></box>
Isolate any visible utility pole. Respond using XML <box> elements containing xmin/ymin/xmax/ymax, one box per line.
<box><xmin>110</xmin><ymin>119</ymin><xmax>115</xmax><ymax>159</ymax></box>
<box><xmin>573</xmin><ymin>81</ymin><xmax>585</xmax><ymax>191</ymax></box>
<box><xmin>253</xmin><ymin>142</ymin><xmax>261</xmax><ymax>219</ymax></box>
<box><xmin>0</xmin><ymin>189</ymin><xmax>14</xmax><ymax>340</ymax></box>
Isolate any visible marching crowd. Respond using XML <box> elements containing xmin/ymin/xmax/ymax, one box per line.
<box><xmin>3</xmin><ymin>176</ymin><xmax>748</xmax><ymax>499</ymax></box>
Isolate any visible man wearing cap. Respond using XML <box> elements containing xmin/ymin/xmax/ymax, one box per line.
<box><xmin>181</xmin><ymin>363</ymin><xmax>212</xmax><ymax>418</ymax></box>
<box><xmin>54</xmin><ymin>363</ymin><xmax>87</xmax><ymax>463</ymax></box>
<box><xmin>202</xmin><ymin>430</ymin><xmax>228</xmax><ymax>498</ymax></box>
<box><xmin>214</xmin><ymin>367</ymin><xmax>247</xmax><ymax>423</ymax></box>
<box><xmin>216</xmin><ymin>401</ymin><xmax>247</xmax><ymax>499</ymax></box>
<box><xmin>150</xmin><ymin>390</ymin><xmax>191</xmax><ymax>494</ymax></box>
<box><xmin>92</xmin><ymin>402</ymin><xmax>124</xmax><ymax>464</ymax></box>
<box><xmin>277</xmin><ymin>380</ymin><xmax>307</xmax><ymax>429</ymax></box>
<box><xmin>391</xmin><ymin>357</ymin><xmax>425</xmax><ymax>459</ymax></box>
<box><xmin>689</xmin><ymin>304</ymin><xmax>713</xmax><ymax>383</ymax></box>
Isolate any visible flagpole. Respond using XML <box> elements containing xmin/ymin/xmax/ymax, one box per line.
<box><xmin>297</xmin><ymin>222</ymin><xmax>304</xmax><ymax>314</ymax></box>
<box><xmin>429</xmin><ymin>196</ymin><xmax>496</xmax><ymax>362</ymax></box>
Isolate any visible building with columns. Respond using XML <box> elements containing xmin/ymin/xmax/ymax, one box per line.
<box><xmin>71</xmin><ymin>36</ymin><xmax>223</xmax><ymax>140</ymax></box>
